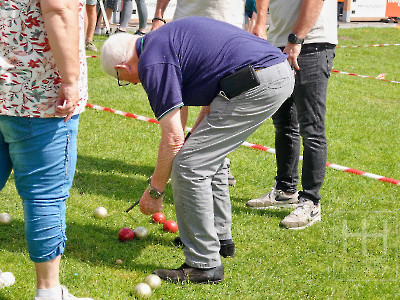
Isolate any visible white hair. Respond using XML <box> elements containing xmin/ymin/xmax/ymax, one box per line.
<box><xmin>100</xmin><ymin>33</ymin><xmax>139</xmax><ymax>78</ymax></box>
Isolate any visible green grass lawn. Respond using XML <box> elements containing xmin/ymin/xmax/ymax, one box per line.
<box><xmin>1</xmin><ymin>27</ymin><xmax>400</xmax><ymax>299</ymax></box>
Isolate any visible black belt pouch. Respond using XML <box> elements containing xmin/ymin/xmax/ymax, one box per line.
<box><xmin>219</xmin><ymin>65</ymin><xmax>261</xmax><ymax>99</ymax></box>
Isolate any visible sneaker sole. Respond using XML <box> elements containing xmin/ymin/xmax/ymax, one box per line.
<box><xmin>281</xmin><ymin>215</ymin><xmax>321</xmax><ymax>230</ymax></box>
<box><xmin>162</xmin><ymin>277</ymin><xmax>223</xmax><ymax>285</ymax></box>
<box><xmin>247</xmin><ymin>203</ymin><xmax>299</xmax><ymax>210</ymax></box>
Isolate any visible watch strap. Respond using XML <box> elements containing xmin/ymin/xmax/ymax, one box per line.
<box><xmin>148</xmin><ymin>176</ymin><xmax>164</xmax><ymax>199</ymax></box>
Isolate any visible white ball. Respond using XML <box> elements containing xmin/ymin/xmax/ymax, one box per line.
<box><xmin>93</xmin><ymin>207</ymin><xmax>108</xmax><ymax>219</ymax></box>
<box><xmin>0</xmin><ymin>213</ymin><xmax>12</xmax><ymax>225</ymax></box>
<box><xmin>134</xmin><ymin>283</ymin><xmax>152</xmax><ymax>298</ymax></box>
<box><xmin>0</xmin><ymin>272</ymin><xmax>15</xmax><ymax>288</ymax></box>
<box><xmin>133</xmin><ymin>226</ymin><xmax>148</xmax><ymax>239</ymax></box>
<box><xmin>144</xmin><ymin>274</ymin><xmax>162</xmax><ymax>289</ymax></box>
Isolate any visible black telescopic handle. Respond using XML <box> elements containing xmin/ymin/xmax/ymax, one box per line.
<box><xmin>125</xmin><ymin>200</ymin><xmax>140</xmax><ymax>213</ymax></box>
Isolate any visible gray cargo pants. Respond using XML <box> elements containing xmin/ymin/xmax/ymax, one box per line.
<box><xmin>171</xmin><ymin>60</ymin><xmax>294</xmax><ymax>268</ymax></box>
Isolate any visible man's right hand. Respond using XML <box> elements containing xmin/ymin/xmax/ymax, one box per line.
<box><xmin>139</xmin><ymin>188</ymin><xmax>163</xmax><ymax>215</ymax></box>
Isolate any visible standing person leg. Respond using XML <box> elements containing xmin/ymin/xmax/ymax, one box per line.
<box><xmin>85</xmin><ymin>1</ymin><xmax>98</xmax><ymax>51</ymax></box>
<box><xmin>134</xmin><ymin>0</ymin><xmax>148</xmax><ymax>35</ymax></box>
<box><xmin>246</xmin><ymin>95</ymin><xmax>300</xmax><ymax>209</ymax></box>
<box><xmin>280</xmin><ymin>47</ymin><xmax>335</xmax><ymax>230</ymax></box>
<box><xmin>103</xmin><ymin>0</ymin><xmax>118</xmax><ymax>35</ymax></box>
<box><xmin>117</xmin><ymin>0</ymin><xmax>133</xmax><ymax>32</ymax></box>
<box><xmin>155</xmin><ymin>61</ymin><xmax>294</xmax><ymax>283</ymax></box>
<box><xmin>0</xmin><ymin>115</ymin><xmax>91</xmax><ymax>299</ymax></box>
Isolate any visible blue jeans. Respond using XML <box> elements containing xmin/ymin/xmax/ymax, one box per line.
<box><xmin>0</xmin><ymin>115</ymin><xmax>79</xmax><ymax>263</ymax></box>
<box><xmin>272</xmin><ymin>46</ymin><xmax>335</xmax><ymax>203</ymax></box>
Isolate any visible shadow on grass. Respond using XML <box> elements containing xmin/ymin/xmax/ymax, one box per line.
<box><xmin>74</xmin><ymin>154</ymin><xmax>289</xmax><ymax>219</ymax></box>
<box><xmin>73</xmin><ymin>154</ymin><xmax>159</xmax><ymax>204</ymax></box>
<box><xmin>0</xmin><ymin>218</ymin><xmax>181</xmax><ymax>275</ymax></box>
<box><xmin>65</xmin><ymin>222</ymin><xmax>179</xmax><ymax>273</ymax></box>
<box><xmin>0</xmin><ymin>219</ymin><xmax>26</xmax><ymax>254</ymax></box>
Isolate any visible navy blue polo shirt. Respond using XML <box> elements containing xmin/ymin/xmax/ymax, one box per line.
<box><xmin>136</xmin><ymin>16</ymin><xmax>287</xmax><ymax>120</ymax></box>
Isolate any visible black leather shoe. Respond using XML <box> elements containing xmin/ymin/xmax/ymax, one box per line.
<box><xmin>154</xmin><ymin>263</ymin><xmax>224</xmax><ymax>284</ymax></box>
<box><xmin>173</xmin><ymin>237</ymin><xmax>235</xmax><ymax>258</ymax></box>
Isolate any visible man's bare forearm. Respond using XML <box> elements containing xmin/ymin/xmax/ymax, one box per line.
<box><xmin>292</xmin><ymin>0</ymin><xmax>325</xmax><ymax>39</ymax></box>
<box><xmin>154</xmin><ymin>0</ymin><xmax>171</xmax><ymax>18</ymax></box>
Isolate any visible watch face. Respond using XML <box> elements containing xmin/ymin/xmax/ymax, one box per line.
<box><xmin>149</xmin><ymin>187</ymin><xmax>162</xmax><ymax>199</ymax></box>
<box><xmin>288</xmin><ymin>33</ymin><xmax>297</xmax><ymax>44</ymax></box>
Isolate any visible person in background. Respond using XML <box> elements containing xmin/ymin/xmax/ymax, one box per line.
<box><xmin>95</xmin><ymin>0</ymin><xmax>120</xmax><ymax>35</ymax></box>
<box><xmin>116</xmin><ymin>0</ymin><xmax>148</xmax><ymax>35</ymax></box>
<box><xmin>245</xmin><ymin>0</ymin><xmax>257</xmax><ymax>32</ymax></box>
<box><xmin>248</xmin><ymin>0</ymin><xmax>337</xmax><ymax>230</ymax></box>
<box><xmin>85</xmin><ymin>0</ymin><xmax>98</xmax><ymax>51</ymax></box>
<box><xmin>337</xmin><ymin>0</ymin><xmax>344</xmax><ymax>21</ymax></box>
<box><xmin>100</xmin><ymin>17</ymin><xmax>294</xmax><ymax>283</ymax></box>
<box><xmin>0</xmin><ymin>0</ymin><xmax>91</xmax><ymax>299</ymax></box>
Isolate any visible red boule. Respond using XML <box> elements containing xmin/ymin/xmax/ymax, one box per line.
<box><xmin>118</xmin><ymin>227</ymin><xmax>135</xmax><ymax>242</ymax></box>
<box><xmin>163</xmin><ymin>220</ymin><xmax>178</xmax><ymax>233</ymax></box>
<box><xmin>152</xmin><ymin>212</ymin><xmax>166</xmax><ymax>224</ymax></box>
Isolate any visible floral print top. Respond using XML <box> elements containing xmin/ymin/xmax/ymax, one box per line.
<box><xmin>0</xmin><ymin>0</ymin><xmax>88</xmax><ymax>118</ymax></box>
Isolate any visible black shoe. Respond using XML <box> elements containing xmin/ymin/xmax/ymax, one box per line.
<box><xmin>134</xmin><ymin>30</ymin><xmax>146</xmax><ymax>36</ymax></box>
<box><xmin>114</xmin><ymin>28</ymin><xmax>126</xmax><ymax>34</ymax></box>
<box><xmin>154</xmin><ymin>263</ymin><xmax>224</xmax><ymax>284</ymax></box>
<box><xmin>173</xmin><ymin>237</ymin><xmax>235</xmax><ymax>258</ymax></box>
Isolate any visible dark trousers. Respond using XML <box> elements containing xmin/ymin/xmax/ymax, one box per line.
<box><xmin>272</xmin><ymin>46</ymin><xmax>335</xmax><ymax>203</ymax></box>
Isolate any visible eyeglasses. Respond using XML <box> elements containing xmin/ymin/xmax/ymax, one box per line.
<box><xmin>116</xmin><ymin>69</ymin><xmax>130</xmax><ymax>86</ymax></box>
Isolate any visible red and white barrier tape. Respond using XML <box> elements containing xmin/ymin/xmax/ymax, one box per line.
<box><xmin>86</xmin><ymin>103</ymin><xmax>159</xmax><ymax>124</ymax></box>
<box><xmin>331</xmin><ymin>69</ymin><xmax>400</xmax><ymax>84</ymax></box>
<box><xmin>336</xmin><ymin>43</ymin><xmax>400</xmax><ymax>48</ymax></box>
<box><xmin>86</xmin><ymin>103</ymin><xmax>400</xmax><ymax>186</ymax></box>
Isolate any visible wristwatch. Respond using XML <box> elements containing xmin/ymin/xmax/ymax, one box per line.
<box><xmin>288</xmin><ymin>33</ymin><xmax>304</xmax><ymax>45</ymax></box>
<box><xmin>148</xmin><ymin>176</ymin><xmax>164</xmax><ymax>199</ymax></box>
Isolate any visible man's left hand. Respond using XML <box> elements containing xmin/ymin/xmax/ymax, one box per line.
<box><xmin>283</xmin><ymin>43</ymin><xmax>302</xmax><ymax>71</ymax></box>
<box><xmin>139</xmin><ymin>188</ymin><xmax>163</xmax><ymax>215</ymax></box>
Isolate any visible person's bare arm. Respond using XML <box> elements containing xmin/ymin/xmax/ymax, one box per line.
<box><xmin>151</xmin><ymin>0</ymin><xmax>171</xmax><ymax>30</ymax></box>
<box><xmin>139</xmin><ymin>108</ymin><xmax>185</xmax><ymax>215</ymax></box>
<box><xmin>40</xmin><ymin>0</ymin><xmax>80</xmax><ymax>121</ymax></box>
<box><xmin>283</xmin><ymin>0</ymin><xmax>325</xmax><ymax>70</ymax></box>
<box><xmin>252</xmin><ymin>0</ymin><xmax>270</xmax><ymax>39</ymax></box>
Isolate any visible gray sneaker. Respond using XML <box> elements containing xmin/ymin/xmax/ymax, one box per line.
<box><xmin>280</xmin><ymin>198</ymin><xmax>321</xmax><ymax>230</ymax></box>
<box><xmin>34</xmin><ymin>285</ymin><xmax>93</xmax><ymax>300</ymax></box>
<box><xmin>85</xmin><ymin>41</ymin><xmax>97</xmax><ymax>52</ymax></box>
<box><xmin>246</xmin><ymin>188</ymin><xmax>299</xmax><ymax>209</ymax></box>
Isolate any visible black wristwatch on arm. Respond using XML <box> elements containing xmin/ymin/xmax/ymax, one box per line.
<box><xmin>288</xmin><ymin>33</ymin><xmax>304</xmax><ymax>45</ymax></box>
<box><xmin>148</xmin><ymin>176</ymin><xmax>164</xmax><ymax>199</ymax></box>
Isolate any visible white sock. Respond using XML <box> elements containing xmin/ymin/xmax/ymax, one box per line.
<box><xmin>36</xmin><ymin>284</ymin><xmax>62</xmax><ymax>299</ymax></box>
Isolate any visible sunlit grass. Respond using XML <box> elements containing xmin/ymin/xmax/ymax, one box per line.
<box><xmin>1</xmin><ymin>27</ymin><xmax>399</xmax><ymax>299</ymax></box>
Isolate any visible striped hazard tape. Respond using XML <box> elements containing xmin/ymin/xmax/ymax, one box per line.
<box><xmin>331</xmin><ymin>69</ymin><xmax>400</xmax><ymax>84</ymax></box>
<box><xmin>336</xmin><ymin>43</ymin><xmax>400</xmax><ymax>48</ymax></box>
<box><xmin>86</xmin><ymin>103</ymin><xmax>400</xmax><ymax>186</ymax></box>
